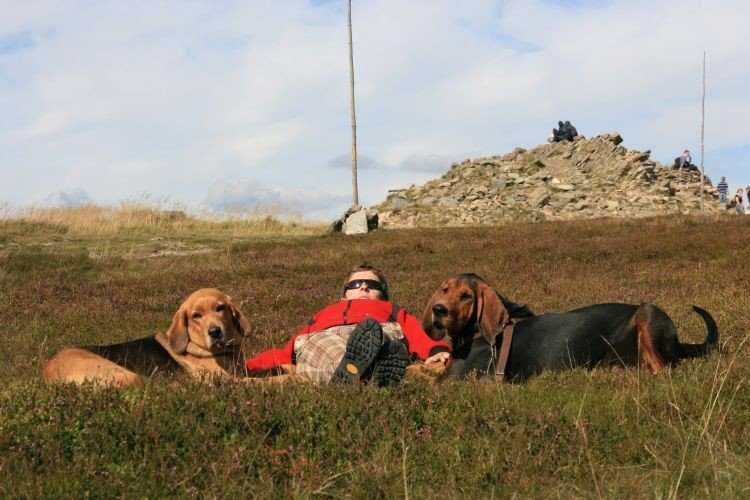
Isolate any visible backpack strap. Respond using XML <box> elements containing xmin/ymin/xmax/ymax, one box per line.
<box><xmin>387</xmin><ymin>303</ymin><xmax>401</xmax><ymax>323</ymax></box>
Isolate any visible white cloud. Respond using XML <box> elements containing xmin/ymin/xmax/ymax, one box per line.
<box><xmin>221</xmin><ymin>120</ymin><xmax>303</xmax><ymax>164</ymax></box>
<box><xmin>204</xmin><ymin>177</ymin><xmax>351</xmax><ymax>221</ymax></box>
<box><xmin>1</xmin><ymin>0</ymin><xmax>749</xmax><ymax>215</ymax></box>
<box><xmin>328</xmin><ymin>154</ymin><xmax>381</xmax><ymax>170</ymax></box>
<box><xmin>398</xmin><ymin>154</ymin><xmax>454</xmax><ymax>173</ymax></box>
<box><xmin>9</xmin><ymin>111</ymin><xmax>71</xmax><ymax>140</ymax></box>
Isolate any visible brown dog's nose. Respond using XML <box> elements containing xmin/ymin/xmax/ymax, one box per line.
<box><xmin>432</xmin><ymin>304</ymin><xmax>448</xmax><ymax>317</ymax></box>
<box><xmin>208</xmin><ymin>326</ymin><xmax>224</xmax><ymax>340</ymax></box>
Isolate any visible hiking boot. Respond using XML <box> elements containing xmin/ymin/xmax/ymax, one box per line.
<box><xmin>370</xmin><ymin>340</ymin><xmax>409</xmax><ymax>387</ymax></box>
<box><xmin>331</xmin><ymin>319</ymin><xmax>383</xmax><ymax>384</ymax></box>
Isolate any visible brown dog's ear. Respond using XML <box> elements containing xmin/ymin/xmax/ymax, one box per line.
<box><xmin>228</xmin><ymin>298</ymin><xmax>252</xmax><ymax>337</ymax></box>
<box><xmin>476</xmin><ymin>283</ymin><xmax>509</xmax><ymax>345</ymax></box>
<box><xmin>166</xmin><ymin>305</ymin><xmax>189</xmax><ymax>354</ymax></box>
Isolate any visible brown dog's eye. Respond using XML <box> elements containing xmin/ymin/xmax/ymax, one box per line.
<box><xmin>216</xmin><ymin>304</ymin><xmax>226</xmax><ymax>312</ymax></box>
<box><xmin>192</xmin><ymin>312</ymin><xmax>202</xmax><ymax>320</ymax></box>
<box><xmin>461</xmin><ymin>292</ymin><xmax>472</xmax><ymax>301</ymax></box>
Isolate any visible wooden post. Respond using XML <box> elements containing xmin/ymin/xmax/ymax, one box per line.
<box><xmin>348</xmin><ymin>0</ymin><xmax>359</xmax><ymax>206</ymax></box>
<box><xmin>700</xmin><ymin>51</ymin><xmax>706</xmax><ymax>212</ymax></box>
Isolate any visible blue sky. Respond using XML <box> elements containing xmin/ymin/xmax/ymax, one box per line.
<box><xmin>1</xmin><ymin>0</ymin><xmax>748</xmax><ymax>220</ymax></box>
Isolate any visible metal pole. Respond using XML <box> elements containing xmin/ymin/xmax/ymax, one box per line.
<box><xmin>348</xmin><ymin>0</ymin><xmax>359</xmax><ymax>206</ymax></box>
<box><xmin>700</xmin><ymin>51</ymin><xmax>706</xmax><ymax>212</ymax></box>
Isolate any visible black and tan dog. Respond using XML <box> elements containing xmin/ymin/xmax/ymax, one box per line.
<box><xmin>421</xmin><ymin>274</ymin><xmax>719</xmax><ymax>382</ymax></box>
<box><xmin>44</xmin><ymin>288</ymin><xmax>252</xmax><ymax>387</ymax></box>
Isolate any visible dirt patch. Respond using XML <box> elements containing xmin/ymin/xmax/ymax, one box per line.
<box><xmin>123</xmin><ymin>248</ymin><xmax>219</xmax><ymax>259</ymax></box>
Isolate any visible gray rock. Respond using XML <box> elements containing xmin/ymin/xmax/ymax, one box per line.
<box><xmin>606</xmin><ymin>200</ymin><xmax>620</xmax><ymax>210</ymax></box>
<box><xmin>492</xmin><ymin>177</ymin><xmax>507</xmax><ymax>190</ymax></box>
<box><xmin>438</xmin><ymin>197</ymin><xmax>459</xmax><ymax>207</ymax></box>
<box><xmin>343</xmin><ymin>209</ymin><xmax>369</xmax><ymax>235</ymax></box>
<box><xmin>386</xmin><ymin>196</ymin><xmax>409</xmax><ymax>210</ymax></box>
<box><xmin>551</xmin><ymin>192</ymin><xmax>577</xmax><ymax>205</ymax></box>
<box><xmin>530</xmin><ymin>187</ymin><xmax>550</xmax><ymax>208</ymax></box>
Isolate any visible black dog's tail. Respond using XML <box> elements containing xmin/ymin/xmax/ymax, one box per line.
<box><xmin>676</xmin><ymin>306</ymin><xmax>719</xmax><ymax>359</ymax></box>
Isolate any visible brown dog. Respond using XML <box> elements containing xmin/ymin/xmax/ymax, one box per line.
<box><xmin>44</xmin><ymin>288</ymin><xmax>252</xmax><ymax>387</ymax></box>
<box><xmin>422</xmin><ymin>274</ymin><xmax>719</xmax><ymax>381</ymax></box>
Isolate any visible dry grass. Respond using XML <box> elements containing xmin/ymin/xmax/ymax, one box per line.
<box><xmin>1</xmin><ymin>202</ymin><xmax>326</xmax><ymax>237</ymax></box>
<box><xmin>0</xmin><ymin>204</ymin><xmax>328</xmax><ymax>261</ymax></box>
<box><xmin>1</xmin><ymin>209</ymin><xmax>749</xmax><ymax>497</ymax></box>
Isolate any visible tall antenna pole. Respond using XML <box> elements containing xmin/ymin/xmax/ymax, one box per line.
<box><xmin>347</xmin><ymin>0</ymin><xmax>359</xmax><ymax>206</ymax></box>
<box><xmin>700</xmin><ymin>51</ymin><xmax>706</xmax><ymax>212</ymax></box>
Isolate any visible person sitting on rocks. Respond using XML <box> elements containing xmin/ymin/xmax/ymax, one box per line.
<box><xmin>245</xmin><ymin>264</ymin><xmax>450</xmax><ymax>385</ymax></box>
<box><xmin>551</xmin><ymin>120</ymin><xmax>578</xmax><ymax>142</ymax></box>
<box><xmin>563</xmin><ymin>120</ymin><xmax>578</xmax><ymax>140</ymax></box>
<box><xmin>550</xmin><ymin>121</ymin><xmax>565</xmax><ymax>142</ymax></box>
<box><xmin>674</xmin><ymin>149</ymin><xmax>696</xmax><ymax>171</ymax></box>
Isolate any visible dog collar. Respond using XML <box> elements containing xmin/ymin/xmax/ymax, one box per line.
<box><xmin>186</xmin><ymin>342</ymin><xmax>229</xmax><ymax>358</ymax></box>
<box><xmin>154</xmin><ymin>332</ymin><xmax>237</xmax><ymax>359</ymax></box>
<box><xmin>451</xmin><ymin>330</ymin><xmax>484</xmax><ymax>351</ymax></box>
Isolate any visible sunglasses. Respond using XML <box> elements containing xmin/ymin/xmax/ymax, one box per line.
<box><xmin>344</xmin><ymin>279</ymin><xmax>384</xmax><ymax>292</ymax></box>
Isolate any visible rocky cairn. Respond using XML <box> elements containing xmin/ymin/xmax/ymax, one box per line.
<box><xmin>328</xmin><ymin>204</ymin><xmax>379</xmax><ymax>235</ymax></box>
<box><xmin>375</xmin><ymin>133</ymin><xmax>726</xmax><ymax>228</ymax></box>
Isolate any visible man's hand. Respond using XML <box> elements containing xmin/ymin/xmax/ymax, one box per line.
<box><xmin>425</xmin><ymin>351</ymin><xmax>450</xmax><ymax>364</ymax></box>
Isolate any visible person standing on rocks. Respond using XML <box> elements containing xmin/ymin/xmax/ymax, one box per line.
<box><xmin>733</xmin><ymin>188</ymin><xmax>744</xmax><ymax>214</ymax></box>
<box><xmin>717</xmin><ymin>176</ymin><xmax>729</xmax><ymax>204</ymax></box>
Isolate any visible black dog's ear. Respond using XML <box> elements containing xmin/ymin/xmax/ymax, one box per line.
<box><xmin>166</xmin><ymin>305</ymin><xmax>189</xmax><ymax>354</ymax></box>
<box><xmin>227</xmin><ymin>296</ymin><xmax>252</xmax><ymax>337</ymax></box>
<box><xmin>476</xmin><ymin>283</ymin><xmax>509</xmax><ymax>345</ymax></box>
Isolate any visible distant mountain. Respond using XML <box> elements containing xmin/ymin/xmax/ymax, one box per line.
<box><xmin>374</xmin><ymin>133</ymin><xmax>726</xmax><ymax>228</ymax></box>
<box><xmin>42</xmin><ymin>188</ymin><xmax>94</xmax><ymax>207</ymax></box>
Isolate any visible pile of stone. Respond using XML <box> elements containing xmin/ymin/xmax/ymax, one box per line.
<box><xmin>328</xmin><ymin>205</ymin><xmax>379</xmax><ymax>235</ymax></box>
<box><xmin>374</xmin><ymin>133</ymin><xmax>726</xmax><ymax>228</ymax></box>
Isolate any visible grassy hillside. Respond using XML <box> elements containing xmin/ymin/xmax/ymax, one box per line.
<box><xmin>1</xmin><ymin>208</ymin><xmax>749</xmax><ymax>497</ymax></box>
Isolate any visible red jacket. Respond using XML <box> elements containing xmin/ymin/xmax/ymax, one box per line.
<box><xmin>246</xmin><ymin>299</ymin><xmax>450</xmax><ymax>372</ymax></box>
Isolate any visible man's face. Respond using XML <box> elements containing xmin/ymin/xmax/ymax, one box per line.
<box><xmin>343</xmin><ymin>271</ymin><xmax>384</xmax><ymax>300</ymax></box>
